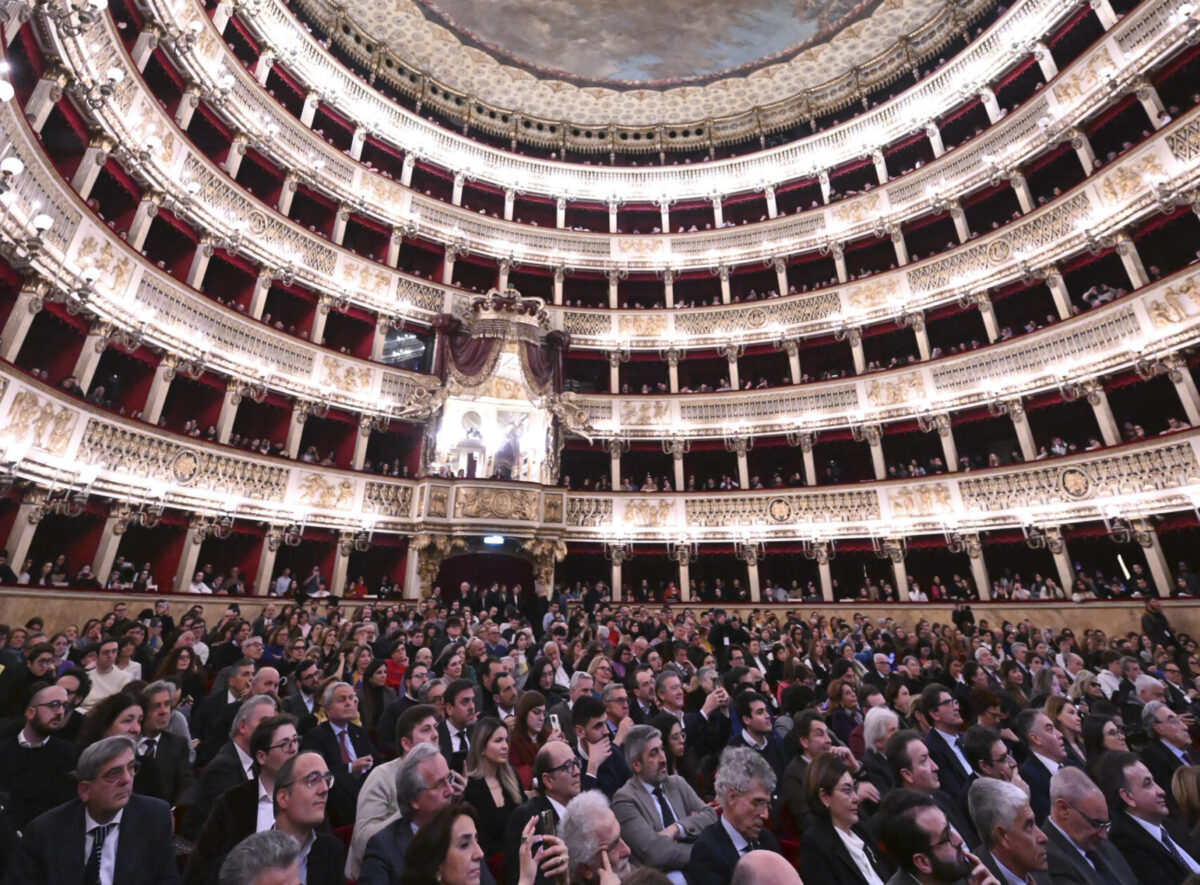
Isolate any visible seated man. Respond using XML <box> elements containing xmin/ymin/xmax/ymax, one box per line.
<box><xmin>968</xmin><ymin>777</ymin><xmax>1052</xmax><ymax>885</ymax></box>
<box><xmin>300</xmin><ymin>681</ymin><xmax>376</xmax><ymax>827</ymax></box>
<box><xmin>559</xmin><ymin>790</ymin><xmax>634</xmax><ymax>885</ymax></box>
<box><xmin>1043</xmin><ymin>766</ymin><xmax>1136</xmax><ymax>885</ymax></box>
<box><xmin>612</xmin><ymin>724</ymin><xmax>717</xmax><ymax>884</ymax></box>
<box><xmin>878</xmin><ymin>791</ymin><xmax>993</xmax><ymax>885</ymax></box>
<box><xmin>0</xmin><ymin>681</ymin><xmax>78</xmax><ymax>831</ymax></box>
<box><xmin>572</xmin><ymin>695</ymin><xmax>632</xmax><ymax>799</ymax></box>
<box><xmin>685</xmin><ymin>747</ymin><xmax>781</xmax><ymax>885</ymax></box>
<box><xmin>217</xmin><ymin>830</ymin><xmax>302</xmax><ymax>885</ymax></box>
<box><xmin>270</xmin><ymin>752</ymin><xmax>345</xmax><ymax>885</ymax></box>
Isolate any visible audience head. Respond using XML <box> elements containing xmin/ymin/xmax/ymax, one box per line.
<box><xmin>963</xmin><ymin>725</ymin><xmax>1018</xmax><ymax>783</ymax></box>
<box><xmin>560</xmin><ymin>790</ymin><xmax>631</xmax><ymax>885</ymax></box>
<box><xmin>396</xmin><ymin>703</ymin><xmax>439</xmax><ymax>755</ymax></box>
<box><xmin>1095</xmin><ymin>750</ymin><xmax>1168</xmax><ymax>824</ymax></box>
<box><xmin>969</xmin><ymin>778</ymin><xmax>1047</xmax><ymax>876</ymax></box>
<box><xmin>1015</xmin><ymin>708</ymin><xmax>1065</xmax><ymax>762</ymax></box>
<box><xmin>793</xmin><ymin>710</ymin><xmax>834</xmax><ymax>759</ymax></box>
<box><xmin>862</xmin><ymin>706</ymin><xmax>899</xmax><ymax>754</ymax></box>
<box><xmin>272</xmin><ymin>751</ymin><xmax>330</xmax><ymax>831</ymax></box>
<box><xmin>23</xmin><ymin>681</ymin><xmax>68</xmax><ymax>739</ymax></box>
<box><xmin>1144</xmin><ymin>699</ymin><xmax>1190</xmax><ymax>749</ymax></box>
<box><xmin>396</xmin><ymin>742</ymin><xmax>455</xmax><ymax>826</ymax></box>
<box><xmin>219</xmin><ymin>830</ymin><xmax>301</xmax><ymax>885</ymax></box>
<box><xmin>533</xmin><ymin>739</ymin><xmax>581</xmax><ymax>802</ymax></box>
<box><xmin>730</xmin><ymin>850</ymin><xmax>802</xmax><ymax>885</ymax></box>
<box><xmin>76</xmin><ymin>735</ymin><xmax>138</xmax><ymax>822</ymax></box>
<box><xmin>918</xmin><ymin>684</ymin><xmax>962</xmax><ymax>733</ymax></box>
<box><xmin>232</xmin><ymin>694</ymin><xmax>279</xmax><ymax>749</ymax></box>
<box><xmin>249</xmin><ymin>713</ymin><xmax>300</xmax><ymax>778</ymax></box>
<box><xmin>879</xmin><ymin>790</ymin><xmax>973</xmax><ymax>883</ymax></box>
<box><xmin>1049</xmin><ymin>766</ymin><xmax>1110</xmax><ymax>852</ymax></box>
<box><xmin>807</xmin><ymin>752</ymin><xmax>858</xmax><ymax>830</ymax></box>
<box><xmin>715</xmin><ymin>746</ymin><xmax>775</xmax><ymax>842</ymax></box>
<box><xmin>625</xmin><ymin>724</ymin><xmax>668</xmax><ymax>786</ymax></box>
<box><xmin>885</xmin><ymin>728</ymin><xmax>940</xmax><ymax>793</ymax></box>
<box><xmin>400</xmin><ymin>803</ymin><xmax>484</xmax><ymax>885</ymax></box>
<box><xmin>444</xmin><ymin>679</ymin><xmax>477</xmax><ymax>730</ymax></box>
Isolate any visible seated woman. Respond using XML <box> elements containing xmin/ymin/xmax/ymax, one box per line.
<box><xmin>799</xmin><ymin>754</ymin><xmax>889</xmax><ymax>885</ymax></box>
<box><xmin>462</xmin><ymin>717</ymin><xmax>525</xmax><ymax>857</ymax></box>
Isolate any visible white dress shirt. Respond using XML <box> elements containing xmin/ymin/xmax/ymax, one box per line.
<box><xmin>834</xmin><ymin>824</ymin><xmax>886</xmax><ymax>885</ymax></box>
<box><xmin>256</xmin><ymin>779</ymin><xmax>275</xmax><ymax>832</ymax></box>
<box><xmin>83</xmin><ymin>808</ymin><xmax>123</xmax><ymax>885</ymax></box>
<box><xmin>234</xmin><ymin>742</ymin><xmax>255</xmax><ymax>778</ymax></box>
<box><xmin>1129</xmin><ymin>815</ymin><xmax>1200</xmax><ymax>873</ymax></box>
<box><xmin>640</xmin><ymin>778</ymin><xmax>680</xmax><ymax>830</ymax></box>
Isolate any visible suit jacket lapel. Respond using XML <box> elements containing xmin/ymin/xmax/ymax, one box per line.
<box><xmin>112</xmin><ymin>798</ymin><xmax>137</xmax><ymax>882</ymax></box>
<box><xmin>59</xmin><ymin>801</ymin><xmax>88</xmax><ymax>882</ymax></box>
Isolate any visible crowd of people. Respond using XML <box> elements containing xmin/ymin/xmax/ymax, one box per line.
<box><xmin>1</xmin><ymin>583</ymin><xmax>1200</xmax><ymax>885</ymax></box>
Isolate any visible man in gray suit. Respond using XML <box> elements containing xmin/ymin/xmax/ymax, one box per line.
<box><xmin>612</xmin><ymin>725</ymin><xmax>717</xmax><ymax>882</ymax></box>
<box><xmin>969</xmin><ymin>778</ymin><xmax>1053</xmax><ymax>885</ymax></box>
<box><xmin>1042</xmin><ymin>768</ymin><xmax>1136</xmax><ymax>885</ymax></box>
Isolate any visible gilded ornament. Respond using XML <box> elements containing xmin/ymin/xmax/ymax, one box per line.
<box><xmin>171</xmin><ymin>449</ymin><xmax>199</xmax><ymax>483</ymax></box>
<box><xmin>427</xmin><ymin>486</ymin><xmax>449</xmax><ymax>518</ymax></box>
<box><xmin>623</xmin><ymin>500</ymin><xmax>673</xmax><ymax>528</ymax></box>
<box><xmin>297</xmin><ymin>473</ymin><xmax>354</xmax><ymax>508</ymax></box>
<box><xmin>768</xmin><ymin>498</ymin><xmax>793</xmax><ymax>523</ymax></box>
<box><xmin>454</xmin><ymin>487</ymin><xmax>539</xmax><ymax>521</ymax></box>
<box><xmin>620</xmin><ymin>401</ymin><xmax>669</xmax><ymax>426</ymax></box>
<box><xmin>1059</xmin><ymin>466</ymin><xmax>1092</xmax><ymax>499</ymax></box>
<box><xmin>866</xmin><ymin>373</ymin><xmax>924</xmax><ymax>407</ymax></box>
<box><xmin>888</xmin><ymin>483</ymin><xmax>952</xmax><ymax>517</ymax></box>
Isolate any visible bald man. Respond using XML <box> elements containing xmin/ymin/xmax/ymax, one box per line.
<box><xmin>731</xmin><ymin>850</ymin><xmax>803</xmax><ymax>885</ymax></box>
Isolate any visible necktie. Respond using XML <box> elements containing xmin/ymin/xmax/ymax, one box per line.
<box><xmin>337</xmin><ymin>729</ymin><xmax>351</xmax><ymax>765</ymax></box>
<box><xmin>1161</xmin><ymin>826</ymin><xmax>1189</xmax><ymax>871</ymax></box>
<box><xmin>653</xmin><ymin>785</ymin><xmax>676</xmax><ymax>828</ymax></box>
<box><xmin>456</xmin><ymin>730</ymin><xmax>467</xmax><ymax>753</ymax></box>
<box><xmin>1086</xmin><ymin>849</ymin><xmax>1123</xmax><ymax>885</ymax></box>
<box><xmin>85</xmin><ymin>823</ymin><xmax>114</xmax><ymax>885</ymax></box>
<box><xmin>140</xmin><ymin>739</ymin><xmax>156</xmax><ymax>760</ymax></box>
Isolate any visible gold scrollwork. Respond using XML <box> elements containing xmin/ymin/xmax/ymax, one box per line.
<box><xmin>454</xmin><ymin>487</ymin><xmax>539</xmax><ymax>521</ymax></box>
<box><xmin>888</xmin><ymin>483</ymin><xmax>952</xmax><ymax>517</ymax></box>
<box><xmin>866</xmin><ymin>373</ymin><xmax>924</xmax><ymax>407</ymax></box>
<box><xmin>4</xmin><ymin>390</ymin><xmax>76</xmax><ymax>455</ymax></box>
<box><xmin>623</xmin><ymin>500</ymin><xmax>674</xmax><ymax>528</ymax></box>
<box><xmin>297</xmin><ymin>473</ymin><xmax>354</xmax><ymax>508</ymax></box>
<box><xmin>620</xmin><ymin>401</ymin><xmax>669</xmax><ymax>426</ymax></box>
<box><xmin>1100</xmin><ymin>156</ymin><xmax>1164</xmax><ymax>205</ymax></box>
<box><xmin>1147</xmin><ymin>277</ymin><xmax>1200</xmax><ymax>328</ymax></box>
<box><xmin>617</xmin><ymin>315</ymin><xmax>667</xmax><ymax>337</ymax></box>
<box><xmin>322</xmin><ymin>357</ymin><xmax>373</xmax><ymax>393</ymax></box>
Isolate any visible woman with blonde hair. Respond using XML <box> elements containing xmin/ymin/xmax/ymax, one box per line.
<box><xmin>462</xmin><ymin>717</ymin><xmax>524</xmax><ymax>856</ymax></box>
<box><xmin>1173</xmin><ymin>766</ymin><xmax>1200</xmax><ymax>843</ymax></box>
<box><xmin>1046</xmin><ymin>695</ymin><xmax>1086</xmax><ymax>767</ymax></box>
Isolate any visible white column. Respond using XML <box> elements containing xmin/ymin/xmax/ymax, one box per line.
<box><xmin>127</xmin><ymin>192</ymin><xmax>161</xmax><ymax>252</ymax></box>
<box><xmin>926</xmin><ymin>123</ymin><xmax>946</xmax><ymax>158</ymax></box>
<box><xmin>1116</xmin><ymin>232</ymin><xmax>1149</xmax><ymax>289</ymax></box>
<box><xmin>872</xmin><ymin>150</ymin><xmax>889</xmax><ymax>185</ymax></box>
<box><xmin>1008</xmin><ymin>399</ymin><xmax>1037</xmax><ymax>461</ymax></box>
<box><xmin>452</xmin><ymin>172</ymin><xmax>465</xmax><ymax>206</ymax></box>
<box><xmin>718</xmin><ymin>267</ymin><xmax>731</xmax><ymax>305</ymax></box>
<box><xmin>331</xmin><ymin>204</ymin><xmax>349</xmax><ymax>246</ymax></box>
<box><xmin>72</xmin><ymin>324</ymin><xmax>108</xmax><ymax>391</ymax></box>
<box><xmin>186</xmin><ymin>236</ymin><xmax>214</xmax><ymax>289</ymax></box>
<box><xmin>975</xmin><ymin>294</ymin><xmax>1000</xmax><ymax>343</ymax></box>
<box><xmin>678</xmin><ymin>559</ymin><xmax>691</xmax><ymax>602</ymax></box>
<box><xmin>1033</xmin><ymin>43</ymin><xmax>1058</xmax><ymax>81</ymax></box>
<box><xmin>608</xmin><ymin>351</ymin><xmax>621</xmax><ymax>394</ymax></box>
<box><xmin>372</xmin><ymin>316</ymin><xmax>390</xmax><ymax>361</ymax></box>
<box><xmin>607</xmin><ymin>200</ymin><xmax>619</xmax><ymax>234</ymax></box>
<box><xmin>24</xmin><ymin>71</ymin><xmax>65</xmax><ymax>133</ymax></box>
<box><xmin>665</xmin><ymin>350</ymin><xmax>680</xmax><ymax>394</ymax></box>
<box><xmin>818</xmin><ymin>170</ymin><xmax>831</xmax><ymax>205</ymax></box>
<box><xmin>764</xmin><ymin>186</ymin><xmax>778</xmax><ymax>220</ymax></box>
<box><xmin>142</xmin><ymin>357</ymin><xmax>176</xmax><ymax>425</ymax></box>
<box><xmin>1069</xmin><ymin>128</ymin><xmax>1097</xmax><ymax>175</ymax></box>
<box><xmin>1091</xmin><ymin>0</ymin><xmax>1117</xmax><ymax>27</ymax></box>
<box><xmin>504</xmin><ymin>189</ymin><xmax>515</xmax><ymax>221</ymax></box>
<box><xmin>1083</xmin><ymin>382</ymin><xmax>1121</xmax><ymax>446</ymax></box>
<box><xmin>892</xmin><ymin>229</ymin><xmax>909</xmax><ymax>266</ymax></box>
<box><xmin>130</xmin><ymin>26</ymin><xmax>159</xmax><ymax>71</ymax></box>
<box><xmin>349</xmin><ymin>127</ymin><xmax>366</xmax><ymax>161</ymax></box>
<box><xmin>667</xmin><ymin>439</ymin><xmax>686</xmax><ymax>491</ymax></box>
<box><xmin>1045</xmin><ymin>268</ymin><xmax>1073</xmax><ymax>320</ymax></box>
<box><xmin>730</xmin><ymin>438</ymin><xmax>750</xmax><ymax>489</ymax></box>
<box><xmin>1167</xmin><ymin>357</ymin><xmax>1200</xmax><ymax>425</ymax></box>
<box><xmin>888</xmin><ymin>543</ymin><xmax>909</xmax><ymax>601</ymax></box>
<box><xmin>611</xmin><ymin>559</ymin><xmax>623</xmax><ymax>603</ymax></box>
<box><xmin>864</xmin><ymin>425</ymin><xmax>885</xmax><ymax>480</ymax></box>
<box><xmin>723</xmin><ymin>346</ymin><xmax>741</xmax><ymax>390</ymax></box>
<box><xmin>936</xmin><ymin>415</ymin><xmax>959</xmax><ymax>472</ymax></box>
<box><xmin>216</xmin><ymin>383</ymin><xmax>240</xmax><ymax>444</ymax></box>
<box><xmin>277</xmin><ymin>172</ymin><xmax>298</xmax><ymax>216</ymax></box>
<box><xmin>331</xmin><ymin>536</ymin><xmax>352</xmax><ymax>595</ymax></box>
<box><xmin>950</xmin><ymin>203</ymin><xmax>970</xmax><ymax>244</ymax></box>
<box><xmin>254</xmin><ymin>50</ymin><xmax>274</xmax><ymax>86</ymax></box>
<box><xmin>93</xmin><ymin>509</ymin><xmax>127</xmax><ymax>585</ymax></box>
<box><xmin>401</xmin><ymin>155</ymin><xmax>415</xmax><ymax>188</ymax></box>
<box><xmin>224</xmin><ymin>134</ymin><xmax>247</xmax><ymax>178</ymax></box>
<box><xmin>1010</xmin><ymin>172</ymin><xmax>1034</xmax><ymax>214</ymax></box>
<box><xmin>815</xmin><ymin>546</ymin><xmax>834</xmax><ymax>601</ymax></box>
<box><xmin>311</xmin><ymin>298</ymin><xmax>330</xmax><ymax>346</ymax></box>
<box><xmin>174</xmin><ymin>87</ymin><xmax>201</xmax><ymax>130</ymax></box>
<box><xmin>607</xmin><ymin>271</ymin><xmax>619</xmax><ymax>309</ymax></box>
<box><xmin>442</xmin><ymin>251</ymin><xmax>456</xmax><ymax>286</ymax></box>
<box><xmin>553</xmin><ymin>267</ymin><xmax>564</xmax><ymax>305</ymax></box>
<box><xmin>662</xmin><ymin>270</ymin><xmax>674</xmax><ymax>308</ymax></box>
<box><xmin>800</xmin><ymin>435</ymin><xmax>817</xmax><ymax>487</ymax></box>
<box><xmin>1134</xmin><ymin>76</ymin><xmax>1169</xmax><ymax>128</ymax></box>
<box><xmin>498</xmin><ymin>260</ymin><xmax>511</xmax><ymax>292</ymax></box>
<box><xmin>911</xmin><ymin>314</ymin><xmax>931</xmax><ymax>361</ymax></box>
<box><xmin>1048</xmin><ymin>529</ymin><xmax>1074</xmax><ymax>597</ymax></box>
<box><xmin>173</xmin><ymin>518</ymin><xmax>205</xmax><ymax>593</ymax></box>
<box><xmin>1140</xmin><ymin>524</ymin><xmax>1173</xmax><ymax>596</ymax></box>
<box><xmin>300</xmin><ymin>92</ymin><xmax>320</xmax><ymax>127</ymax></box>
<box><xmin>0</xmin><ymin>279</ymin><xmax>45</xmax><ymax>363</ymax></box>
<box><xmin>979</xmin><ymin>87</ymin><xmax>1001</xmax><ymax>124</ymax></box>
<box><xmin>609</xmin><ymin>439</ymin><xmax>622</xmax><ymax>491</ymax></box>
<box><xmin>832</xmin><ymin>244</ymin><xmax>848</xmax><ymax>284</ymax></box>
<box><xmin>387</xmin><ymin>228</ymin><xmax>403</xmax><ymax>269</ymax></box>
<box><xmin>846</xmin><ymin>328</ymin><xmax>865</xmax><ymax>375</ymax></box>
<box><xmin>746</xmin><ymin>560</ymin><xmax>761</xmax><ymax>603</ymax></box>
<box><xmin>254</xmin><ymin>536</ymin><xmax>279</xmax><ymax>596</ymax></box>
<box><xmin>659</xmin><ymin>200</ymin><xmax>671</xmax><ymax>231</ymax></box>
<box><xmin>285</xmin><ymin>403</ymin><xmax>307</xmax><ymax>459</ymax></box>
<box><xmin>556</xmin><ymin>197</ymin><xmax>567</xmax><ymax>229</ymax></box>
<box><xmin>711</xmin><ymin>196</ymin><xmax>724</xmax><ymax>228</ymax></box>
<box><xmin>5</xmin><ymin>492</ymin><xmax>44</xmax><ymax>570</ymax></box>
<box><xmin>784</xmin><ymin>340</ymin><xmax>801</xmax><ymax>384</ymax></box>
<box><xmin>966</xmin><ymin>535</ymin><xmax>991</xmax><ymax>600</ymax></box>
<box><xmin>249</xmin><ymin>267</ymin><xmax>274</xmax><ymax>320</ymax></box>
<box><xmin>402</xmin><ymin>549</ymin><xmax>422</xmax><ymax>600</ymax></box>
<box><xmin>71</xmin><ymin>137</ymin><xmax>113</xmax><ymax>201</ymax></box>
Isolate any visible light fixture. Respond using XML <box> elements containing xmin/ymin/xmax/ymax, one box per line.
<box><xmin>668</xmin><ymin>537</ymin><xmax>697</xmax><ymax>564</ymax></box>
<box><xmin>483</xmin><ymin>535</ymin><xmax>505</xmax><ymax>545</ymax></box>
<box><xmin>0</xmin><ymin>156</ymin><xmax>23</xmax><ymax>195</ymax></box>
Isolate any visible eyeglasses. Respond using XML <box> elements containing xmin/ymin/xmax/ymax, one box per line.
<box><xmin>547</xmin><ymin>758</ymin><xmax>581</xmax><ymax>774</ymax></box>
<box><xmin>32</xmin><ymin>700</ymin><xmax>72</xmax><ymax>711</ymax></box>
<box><xmin>287</xmin><ymin>770</ymin><xmax>334</xmax><ymax>790</ymax></box>
<box><xmin>269</xmin><ymin>735</ymin><xmax>301</xmax><ymax>751</ymax></box>
<box><xmin>1067</xmin><ymin>801</ymin><xmax>1111</xmax><ymax>831</ymax></box>
<box><xmin>936</xmin><ymin>697</ymin><xmax>959</xmax><ymax>708</ymax></box>
<box><xmin>99</xmin><ymin>760</ymin><xmax>141</xmax><ymax>784</ymax></box>
<box><xmin>928</xmin><ymin>827</ymin><xmax>956</xmax><ymax>850</ymax></box>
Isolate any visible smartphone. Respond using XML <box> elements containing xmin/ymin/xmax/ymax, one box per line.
<box><xmin>549</xmin><ymin>713</ymin><xmax>561</xmax><ymax>733</ymax></box>
<box><xmin>538</xmin><ymin>809</ymin><xmax>556</xmax><ymax>837</ymax></box>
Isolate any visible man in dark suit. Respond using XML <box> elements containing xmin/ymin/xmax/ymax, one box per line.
<box><xmin>875</xmin><ymin>729</ymin><xmax>978</xmax><ymax>852</ymax></box>
<box><xmin>375</xmin><ymin>661</ymin><xmax>428</xmax><ymax>755</ymax></box>
<box><xmin>437</xmin><ymin>678</ymin><xmax>478</xmax><ymax>775</ymax></box>
<box><xmin>1043</xmin><ymin>766</ymin><xmax>1137</xmax><ymax>885</ymax></box>
<box><xmin>628</xmin><ymin>666</ymin><xmax>660</xmax><ymax>724</ymax></box>
<box><xmin>279</xmin><ymin>659</ymin><xmax>320</xmax><ymax>736</ymax></box>
<box><xmin>4</xmin><ymin>735</ymin><xmax>181</xmax><ymax>884</ymax></box>
<box><xmin>503</xmin><ymin>740</ymin><xmax>582</xmax><ymax>885</ymax></box>
<box><xmin>1015</xmin><ymin>708</ymin><xmax>1073</xmax><ymax>826</ymax></box>
<box><xmin>862</xmin><ymin>653</ymin><xmax>894</xmax><ymax>692</ymax></box>
<box><xmin>192</xmin><ymin>658</ymin><xmax>254</xmax><ymax>765</ymax></box>
<box><xmin>358</xmin><ymin>743</ymin><xmax>500</xmax><ymax>885</ymax></box>
<box><xmin>684</xmin><ymin>747</ymin><xmax>781</xmax><ymax>885</ymax></box>
<box><xmin>727</xmin><ymin>691</ymin><xmax>787</xmax><ymax>783</ymax></box>
<box><xmin>573</xmin><ymin>695</ymin><xmax>632</xmax><ymax>799</ymax></box>
<box><xmin>184</xmin><ymin>714</ymin><xmax>299</xmax><ymax>885</ymax></box>
<box><xmin>918</xmin><ymin>685</ymin><xmax>973</xmax><ymax>802</ymax></box>
<box><xmin>300</xmin><ymin>681</ymin><xmax>376</xmax><ymax>828</ymax></box>
<box><xmin>967</xmin><ymin>777</ymin><xmax>1053</xmax><ymax>885</ymax></box>
<box><xmin>270</xmin><ymin>751</ymin><xmax>345</xmax><ymax>885</ymax></box>
<box><xmin>182</xmin><ymin>693</ymin><xmax>279</xmax><ymax>838</ymax></box>
<box><xmin>1140</xmin><ymin>700</ymin><xmax>1195</xmax><ymax>817</ymax></box>
<box><xmin>1099</xmin><ymin>751</ymin><xmax>1200</xmax><ymax>885</ymax></box>
<box><xmin>136</xmin><ymin>681</ymin><xmax>197</xmax><ymax>807</ymax></box>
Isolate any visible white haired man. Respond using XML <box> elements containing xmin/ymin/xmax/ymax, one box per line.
<box><xmin>559</xmin><ymin>790</ymin><xmax>632</xmax><ymax>885</ymax></box>
<box><xmin>968</xmin><ymin>777</ymin><xmax>1051</xmax><ymax>885</ymax></box>
<box><xmin>685</xmin><ymin>747</ymin><xmax>781</xmax><ymax>885</ymax></box>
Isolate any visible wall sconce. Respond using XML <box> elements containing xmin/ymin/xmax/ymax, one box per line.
<box><xmin>735</xmin><ymin>537</ymin><xmax>764</xmax><ymax>566</ymax></box>
<box><xmin>668</xmin><ymin>537</ymin><xmax>697</xmax><ymax>565</ymax></box>
<box><xmin>1104</xmin><ymin>513</ymin><xmax>1153</xmax><ymax>547</ymax></box>
<box><xmin>605</xmin><ymin>540</ymin><xmax>633</xmax><ymax>564</ymax></box>
<box><xmin>46</xmin><ymin>0</ymin><xmax>108</xmax><ymax>35</ymax></box>
<box><xmin>81</xmin><ymin>67</ymin><xmax>124</xmax><ymax>109</ymax></box>
<box><xmin>0</xmin><ymin>156</ymin><xmax>23</xmax><ymax>196</ymax></box>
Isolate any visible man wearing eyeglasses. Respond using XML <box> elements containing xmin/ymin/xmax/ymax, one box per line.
<box><xmin>270</xmin><ymin>751</ymin><xmax>344</xmax><ymax>885</ymax></box>
<box><xmin>135</xmin><ymin>680</ymin><xmax>197</xmax><ymax>807</ymax></box>
<box><xmin>1141</xmin><ymin>700</ymin><xmax>1197</xmax><ymax>818</ymax></box>
<box><xmin>6</xmin><ymin>734</ymin><xmax>180</xmax><ymax>884</ymax></box>
<box><xmin>185</xmin><ymin>714</ymin><xmax>300</xmax><ymax>885</ymax></box>
<box><xmin>0</xmin><ymin>682</ymin><xmax>78</xmax><ymax>830</ymax></box>
<box><xmin>920</xmin><ymin>685</ymin><xmax>973</xmax><ymax>802</ymax></box>
<box><xmin>503</xmin><ymin>740</ymin><xmax>583</xmax><ymax>885</ymax></box>
<box><xmin>1043</xmin><ymin>767</ymin><xmax>1135</xmax><ymax>885</ymax></box>
<box><xmin>878</xmin><ymin>790</ymin><xmax>999</xmax><ymax>885</ymax></box>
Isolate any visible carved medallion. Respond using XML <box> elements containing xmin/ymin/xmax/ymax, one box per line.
<box><xmin>768</xmin><ymin>498</ymin><xmax>793</xmax><ymax>523</ymax></box>
<box><xmin>171</xmin><ymin>449</ymin><xmax>199</xmax><ymax>484</ymax></box>
<box><xmin>1059</xmin><ymin>466</ymin><xmax>1092</xmax><ymax>499</ymax></box>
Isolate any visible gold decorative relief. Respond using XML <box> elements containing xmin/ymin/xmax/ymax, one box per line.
<box><xmin>427</xmin><ymin>486</ymin><xmax>449</xmax><ymax>518</ymax></box>
<box><xmin>847</xmin><ymin>278</ymin><xmax>898</xmax><ymax>310</ymax></box>
<box><xmin>867</xmin><ymin>373</ymin><xmax>924</xmax><ymax>407</ymax></box>
<box><xmin>543</xmin><ymin>493</ymin><xmax>564</xmax><ymax>523</ymax></box>
<box><xmin>613</xmin><ymin>238</ymin><xmax>666</xmax><ymax>258</ymax></box>
<box><xmin>454</xmin><ymin>487</ymin><xmax>539</xmax><ymax>521</ymax></box>
<box><xmin>297</xmin><ymin>473</ymin><xmax>354</xmax><ymax>508</ymax></box>
<box><xmin>342</xmin><ymin>258</ymin><xmax>391</xmax><ymax>298</ymax></box>
<box><xmin>617</xmin><ymin>315</ymin><xmax>667</xmax><ymax>337</ymax></box>
<box><xmin>1100</xmin><ymin>156</ymin><xmax>1164</xmax><ymax>205</ymax></box>
<box><xmin>623</xmin><ymin>500</ymin><xmax>673</xmax><ymax>528</ymax></box>
<box><xmin>1053</xmin><ymin>46</ymin><xmax>1116</xmax><ymax>105</ymax></box>
<box><xmin>831</xmin><ymin>194</ymin><xmax>881</xmax><ymax>227</ymax></box>
<box><xmin>620</xmin><ymin>401</ymin><xmax>670</xmax><ymax>426</ymax></box>
<box><xmin>4</xmin><ymin>390</ymin><xmax>76</xmax><ymax>455</ymax></box>
<box><xmin>480</xmin><ymin>375</ymin><xmax>527</xmax><ymax>401</ymax></box>
<box><xmin>322</xmin><ymin>357</ymin><xmax>372</xmax><ymax>393</ymax></box>
<box><xmin>76</xmin><ymin>236</ymin><xmax>132</xmax><ymax>295</ymax></box>
<box><xmin>1146</xmin><ymin>276</ymin><xmax>1200</xmax><ymax>327</ymax></box>
<box><xmin>888</xmin><ymin>484</ymin><xmax>952</xmax><ymax>517</ymax></box>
